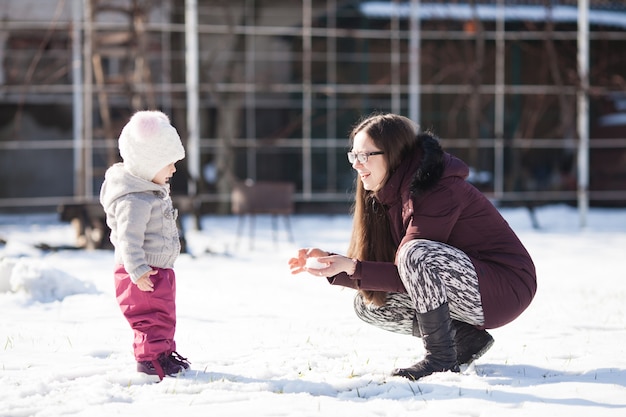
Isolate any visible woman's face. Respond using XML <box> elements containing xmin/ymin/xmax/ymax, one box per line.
<box><xmin>351</xmin><ymin>131</ymin><xmax>388</xmax><ymax>191</ymax></box>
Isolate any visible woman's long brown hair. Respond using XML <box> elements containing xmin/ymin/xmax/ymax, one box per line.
<box><xmin>346</xmin><ymin>113</ymin><xmax>418</xmax><ymax>306</ymax></box>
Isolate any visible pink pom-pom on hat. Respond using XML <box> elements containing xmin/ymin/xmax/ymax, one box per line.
<box><xmin>118</xmin><ymin>110</ymin><xmax>185</xmax><ymax>181</ymax></box>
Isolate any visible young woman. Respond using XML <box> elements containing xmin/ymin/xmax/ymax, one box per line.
<box><xmin>289</xmin><ymin>113</ymin><xmax>537</xmax><ymax>380</ymax></box>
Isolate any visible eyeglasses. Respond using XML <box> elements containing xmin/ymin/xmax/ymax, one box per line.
<box><xmin>347</xmin><ymin>151</ymin><xmax>385</xmax><ymax>164</ymax></box>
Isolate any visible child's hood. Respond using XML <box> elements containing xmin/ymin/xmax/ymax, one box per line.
<box><xmin>100</xmin><ymin>162</ymin><xmax>168</xmax><ymax>210</ymax></box>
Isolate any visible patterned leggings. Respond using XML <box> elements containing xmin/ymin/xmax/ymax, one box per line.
<box><xmin>354</xmin><ymin>239</ymin><xmax>485</xmax><ymax>334</ymax></box>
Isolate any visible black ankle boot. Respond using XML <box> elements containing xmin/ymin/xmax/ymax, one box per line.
<box><xmin>412</xmin><ymin>316</ymin><xmax>494</xmax><ymax>366</ymax></box>
<box><xmin>393</xmin><ymin>303</ymin><xmax>460</xmax><ymax>380</ymax></box>
<box><xmin>452</xmin><ymin>320</ymin><xmax>494</xmax><ymax>366</ymax></box>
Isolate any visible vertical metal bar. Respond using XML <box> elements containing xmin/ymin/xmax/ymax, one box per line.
<box><xmin>577</xmin><ymin>0</ymin><xmax>589</xmax><ymax>228</ymax></box>
<box><xmin>245</xmin><ymin>0</ymin><xmax>257</xmax><ymax>180</ymax></box>
<box><xmin>302</xmin><ymin>0</ymin><xmax>312</xmax><ymax>199</ymax></box>
<box><xmin>409</xmin><ymin>0</ymin><xmax>420</xmax><ymax>124</ymax></box>
<box><xmin>161</xmin><ymin>0</ymin><xmax>173</xmax><ymax>116</ymax></box>
<box><xmin>390</xmin><ymin>0</ymin><xmax>401</xmax><ymax>114</ymax></box>
<box><xmin>494</xmin><ymin>0</ymin><xmax>505</xmax><ymax>200</ymax></box>
<box><xmin>326</xmin><ymin>0</ymin><xmax>337</xmax><ymax>192</ymax></box>
<box><xmin>72</xmin><ymin>0</ymin><xmax>83</xmax><ymax>198</ymax></box>
<box><xmin>82</xmin><ymin>0</ymin><xmax>93</xmax><ymax>198</ymax></box>
<box><xmin>185</xmin><ymin>0</ymin><xmax>200</xmax><ymax>196</ymax></box>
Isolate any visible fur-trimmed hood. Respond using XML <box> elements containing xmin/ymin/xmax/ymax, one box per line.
<box><xmin>408</xmin><ymin>132</ymin><xmax>446</xmax><ymax>196</ymax></box>
<box><xmin>376</xmin><ymin>132</ymin><xmax>469</xmax><ymax>206</ymax></box>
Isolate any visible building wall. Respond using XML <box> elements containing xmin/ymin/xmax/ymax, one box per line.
<box><xmin>1</xmin><ymin>0</ymin><xmax>626</xmax><ymax>211</ymax></box>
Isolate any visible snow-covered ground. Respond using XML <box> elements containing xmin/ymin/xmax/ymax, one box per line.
<box><xmin>1</xmin><ymin>205</ymin><xmax>625</xmax><ymax>416</ymax></box>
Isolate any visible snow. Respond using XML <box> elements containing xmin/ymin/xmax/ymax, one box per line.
<box><xmin>305</xmin><ymin>257</ymin><xmax>329</xmax><ymax>269</ymax></box>
<box><xmin>360</xmin><ymin>2</ymin><xmax>626</xmax><ymax>30</ymax></box>
<box><xmin>1</xmin><ymin>205</ymin><xmax>625</xmax><ymax>416</ymax></box>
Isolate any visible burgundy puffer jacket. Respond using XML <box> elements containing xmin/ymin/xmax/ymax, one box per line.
<box><xmin>330</xmin><ymin>139</ymin><xmax>537</xmax><ymax>329</ymax></box>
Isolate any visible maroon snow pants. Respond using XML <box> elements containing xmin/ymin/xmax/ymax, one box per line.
<box><xmin>114</xmin><ymin>265</ymin><xmax>177</xmax><ymax>362</ymax></box>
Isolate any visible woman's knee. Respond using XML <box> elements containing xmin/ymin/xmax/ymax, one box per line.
<box><xmin>396</xmin><ymin>240</ymin><xmax>454</xmax><ymax>312</ymax></box>
<box><xmin>353</xmin><ymin>292</ymin><xmax>375</xmax><ymax>325</ymax></box>
<box><xmin>397</xmin><ymin>239</ymin><xmax>437</xmax><ymax>270</ymax></box>
<box><xmin>353</xmin><ymin>292</ymin><xmax>415</xmax><ymax>335</ymax></box>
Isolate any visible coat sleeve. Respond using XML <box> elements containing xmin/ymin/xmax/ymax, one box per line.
<box><xmin>328</xmin><ymin>260</ymin><xmax>407</xmax><ymax>293</ymax></box>
<box><xmin>115</xmin><ymin>196</ymin><xmax>152</xmax><ymax>282</ymax></box>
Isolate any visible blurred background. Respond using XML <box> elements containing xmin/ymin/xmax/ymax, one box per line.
<box><xmin>1</xmin><ymin>0</ymin><xmax>625</xmax><ymax>219</ymax></box>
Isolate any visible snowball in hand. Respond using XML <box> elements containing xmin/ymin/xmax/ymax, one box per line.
<box><xmin>305</xmin><ymin>257</ymin><xmax>328</xmax><ymax>269</ymax></box>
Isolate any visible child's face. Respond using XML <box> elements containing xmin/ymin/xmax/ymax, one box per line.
<box><xmin>152</xmin><ymin>162</ymin><xmax>177</xmax><ymax>185</ymax></box>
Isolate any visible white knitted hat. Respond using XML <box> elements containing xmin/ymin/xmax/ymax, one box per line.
<box><xmin>118</xmin><ymin>110</ymin><xmax>185</xmax><ymax>181</ymax></box>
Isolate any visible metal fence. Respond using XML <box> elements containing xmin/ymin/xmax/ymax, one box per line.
<box><xmin>1</xmin><ymin>0</ymin><xmax>626</xmax><ymax>223</ymax></box>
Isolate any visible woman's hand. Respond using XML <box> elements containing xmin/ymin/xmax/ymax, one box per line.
<box><xmin>288</xmin><ymin>248</ymin><xmax>329</xmax><ymax>274</ymax></box>
<box><xmin>289</xmin><ymin>248</ymin><xmax>357</xmax><ymax>277</ymax></box>
<box><xmin>136</xmin><ymin>270</ymin><xmax>157</xmax><ymax>292</ymax></box>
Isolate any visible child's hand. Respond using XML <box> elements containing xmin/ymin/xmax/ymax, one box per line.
<box><xmin>136</xmin><ymin>270</ymin><xmax>157</xmax><ymax>292</ymax></box>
